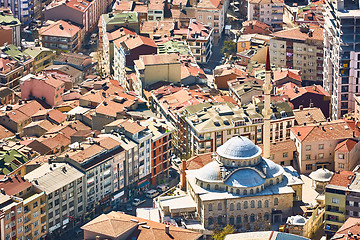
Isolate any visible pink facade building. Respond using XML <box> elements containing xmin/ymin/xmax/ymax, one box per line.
<box><xmin>21</xmin><ymin>74</ymin><xmax>65</xmax><ymax>106</ymax></box>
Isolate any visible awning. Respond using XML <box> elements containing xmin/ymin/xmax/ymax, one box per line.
<box><xmin>138</xmin><ymin>180</ymin><xmax>150</xmax><ymax>188</ymax></box>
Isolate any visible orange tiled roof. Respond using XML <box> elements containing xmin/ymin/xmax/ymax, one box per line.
<box><xmin>335</xmin><ymin>139</ymin><xmax>358</xmax><ymax>153</ymax></box>
<box><xmin>39</xmin><ymin>20</ymin><xmax>81</xmax><ymax>38</ymax></box>
<box><xmin>272</xmin><ymin>24</ymin><xmax>323</xmax><ymax>42</ymax></box>
<box><xmin>329</xmin><ymin>171</ymin><xmax>355</xmax><ymax>187</ymax></box>
<box><xmin>333</xmin><ymin>217</ymin><xmax>360</xmax><ymax>239</ymax></box>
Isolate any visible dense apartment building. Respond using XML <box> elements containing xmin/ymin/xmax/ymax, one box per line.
<box><xmin>195</xmin><ymin>0</ymin><xmax>225</xmax><ymax>44</ymax></box>
<box><xmin>323</xmin><ymin>0</ymin><xmax>360</xmax><ymax>119</ymax></box>
<box><xmin>180</xmin><ymin>101</ymin><xmax>295</xmax><ymax>156</ymax></box>
<box><xmin>324</xmin><ymin>171</ymin><xmax>356</xmax><ymax>237</ymax></box>
<box><xmin>134</xmin><ymin>53</ymin><xmax>181</xmax><ymax>95</ymax></box>
<box><xmin>44</xmin><ymin>0</ymin><xmax>108</xmax><ymax>34</ymax></box>
<box><xmin>0</xmin><ymin>8</ymin><xmax>21</xmax><ymax>46</ymax></box>
<box><xmin>247</xmin><ymin>0</ymin><xmax>284</xmax><ymax>31</ymax></box>
<box><xmin>0</xmin><ymin>0</ymin><xmax>41</xmax><ymax>24</ymax></box>
<box><xmin>141</xmin><ymin>118</ymin><xmax>174</xmax><ymax>186</ymax></box>
<box><xmin>187</xmin><ymin>19</ymin><xmax>213</xmax><ymax>64</ymax></box>
<box><xmin>39</xmin><ymin>20</ymin><xmax>81</xmax><ymax>52</ymax></box>
<box><xmin>0</xmin><ymin>44</ymin><xmax>33</xmax><ymax>90</ymax></box>
<box><xmin>270</xmin><ymin>24</ymin><xmax>324</xmax><ymax>85</ymax></box>
<box><xmin>290</xmin><ymin>120</ymin><xmax>359</xmax><ymax>174</ymax></box>
<box><xmin>25</xmin><ymin>163</ymin><xmax>85</xmax><ymax>235</ymax></box>
<box><xmin>0</xmin><ymin>193</ymin><xmax>24</xmax><ymax>240</ymax></box>
<box><xmin>0</xmin><ymin>176</ymin><xmax>47</xmax><ymax>239</ymax></box>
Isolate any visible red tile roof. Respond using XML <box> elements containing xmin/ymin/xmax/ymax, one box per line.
<box><xmin>333</xmin><ymin>217</ymin><xmax>360</xmax><ymax>239</ymax></box>
<box><xmin>329</xmin><ymin>171</ymin><xmax>355</xmax><ymax>187</ymax></box>
<box><xmin>279</xmin><ymin>84</ymin><xmax>329</xmax><ymax>100</ymax></box>
<box><xmin>335</xmin><ymin>139</ymin><xmax>358</xmax><ymax>153</ymax></box>
<box><xmin>0</xmin><ymin>175</ymin><xmax>33</xmax><ymax>196</ymax></box>
<box><xmin>186</xmin><ymin>153</ymin><xmax>213</xmax><ymax>170</ymax></box>
<box><xmin>39</xmin><ymin>20</ymin><xmax>81</xmax><ymax>38</ymax></box>
<box><xmin>291</xmin><ymin>120</ymin><xmax>354</xmax><ymax>142</ymax></box>
<box><xmin>273</xmin><ymin>69</ymin><xmax>301</xmax><ymax>82</ymax></box>
<box><xmin>242</xmin><ymin>20</ymin><xmax>273</xmax><ymax>35</ymax></box>
<box><xmin>272</xmin><ymin>24</ymin><xmax>323</xmax><ymax>42</ymax></box>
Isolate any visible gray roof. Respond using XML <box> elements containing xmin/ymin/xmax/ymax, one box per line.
<box><xmin>24</xmin><ymin>163</ymin><xmax>84</xmax><ymax>194</ymax></box>
<box><xmin>309</xmin><ymin>168</ymin><xmax>333</xmax><ymax>182</ymax></box>
<box><xmin>44</xmin><ymin>64</ymin><xmax>82</xmax><ymax>78</ymax></box>
<box><xmin>225</xmin><ymin>168</ymin><xmax>265</xmax><ymax>187</ymax></box>
<box><xmin>217</xmin><ymin>136</ymin><xmax>262</xmax><ymax>160</ymax></box>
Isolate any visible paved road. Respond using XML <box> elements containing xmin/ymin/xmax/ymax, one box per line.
<box><xmin>205</xmin><ymin>37</ymin><xmax>225</xmax><ymax>71</ymax></box>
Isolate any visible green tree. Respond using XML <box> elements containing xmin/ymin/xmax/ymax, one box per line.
<box><xmin>221</xmin><ymin>40</ymin><xmax>236</xmax><ymax>56</ymax></box>
<box><xmin>212</xmin><ymin>225</ymin><xmax>235</xmax><ymax>240</ymax></box>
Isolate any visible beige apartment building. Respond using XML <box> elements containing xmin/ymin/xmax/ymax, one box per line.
<box><xmin>247</xmin><ymin>0</ymin><xmax>284</xmax><ymax>31</ymax></box>
<box><xmin>270</xmin><ymin>24</ymin><xmax>324</xmax><ymax>84</ymax></box>
<box><xmin>290</xmin><ymin>120</ymin><xmax>358</xmax><ymax>174</ymax></box>
<box><xmin>0</xmin><ymin>193</ymin><xmax>24</xmax><ymax>240</ymax></box>
<box><xmin>181</xmin><ymin>101</ymin><xmax>295</xmax><ymax>156</ymax></box>
<box><xmin>195</xmin><ymin>0</ymin><xmax>225</xmax><ymax>44</ymax></box>
<box><xmin>134</xmin><ymin>53</ymin><xmax>181</xmax><ymax>95</ymax></box>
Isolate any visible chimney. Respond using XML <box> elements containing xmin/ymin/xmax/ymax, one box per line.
<box><xmin>309</xmin><ymin>102</ymin><xmax>314</xmax><ymax>108</ymax></box>
<box><xmin>313</xmin><ymin>84</ymin><xmax>317</xmax><ymax>91</ymax></box>
<box><xmin>299</xmin><ymin>105</ymin><xmax>303</xmax><ymax>111</ymax></box>
<box><xmin>165</xmin><ymin>225</ymin><xmax>169</xmax><ymax>234</ymax></box>
<box><xmin>181</xmin><ymin>159</ymin><xmax>187</xmax><ymax>190</ymax></box>
<box><xmin>0</xmin><ymin>188</ymin><xmax>4</xmax><ymax>194</ymax></box>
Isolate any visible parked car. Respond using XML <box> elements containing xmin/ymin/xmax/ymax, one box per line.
<box><xmin>156</xmin><ymin>185</ymin><xmax>169</xmax><ymax>193</ymax></box>
<box><xmin>132</xmin><ymin>198</ymin><xmax>145</xmax><ymax>206</ymax></box>
<box><xmin>146</xmin><ymin>189</ymin><xmax>159</xmax><ymax>198</ymax></box>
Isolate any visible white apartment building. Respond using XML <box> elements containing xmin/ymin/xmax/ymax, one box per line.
<box><xmin>25</xmin><ymin>163</ymin><xmax>85</xmax><ymax>234</ymax></box>
<box><xmin>247</xmin><ymin>0</ymin><xmax>284</xmax><ymax>31</ymax></box>
<box><xmin>323</xmin><ymin>0</ymin><xmax>360</xmax><ymax>119</ymax></box>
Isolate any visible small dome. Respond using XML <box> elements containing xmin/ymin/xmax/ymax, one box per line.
<box><xmin>217</xmin><ymin>136</ymin><xmax>261</xmax><ymax>160</ymax></box>
<box><xmin>263</xmin><ymin>158</ymin><xmax>284</xmax><ymax>178</ymax></box>
<box><xmin>309</xmin><ymin>168</ymin><xmax>333</xmax><ymax>182</ymax></box>
<box><xmin>196</xmin><ymin>161</ymin><xmax>221</xmax><ymax>181</ymax></box>
<box><xmin>292</xmin><ymin>215</ymin><xmax>306</xmax><ymax>225</ymax></box>
<box><xmin>225</xmin><ymin>168</ymin><xmax>265</xmax><ymax>188</ymax></box>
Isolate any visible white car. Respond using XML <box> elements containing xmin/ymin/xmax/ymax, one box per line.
<box><xmin>132</xmin><ymin>198</ymin><xmax>145</xmax><ymax>206</ymax></box>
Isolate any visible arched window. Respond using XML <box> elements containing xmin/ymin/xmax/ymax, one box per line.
<box><xmin>250</xmin><ymin>214</ymin><xmax>256</xmax><ymax>222</ymax></box>
<box><xmin>236</xmin><ymin>189</ymin><xmax>240</xmax><ymax>195</ymax></box>
<box><xmin>236</xmin><ymin>216</ymin><xmax>241</xmax><ymax>224</ymax></box>
<box><xmin>265</xmin><ymin>200</ymin><xmax>269</xmax><ymax>208</ymax></box>
<box><xmin>209</xmin><ymin>203</ymin><xmax>213</xmax><ymax>211</ymax></box>
<box><xmin>250</xmin><ymin>189</ymin><xmax>254</xmax><ymax>195</ymax></box>
<box><xmin>264</xmin><ymin>213</ymin><xmax>270</xmax><ymax>221</ymax></box>
<box><xmin>251</xmin><ymin>200</ymin><xmax>255</xmax><ymax>208</ymax></box>
<box><xmin>218</xmin><ymin>202</ymin><xmax>222</xmax><ymax>211</ymax></box>
<box><xmin>256</xmin><ymin>188</ymin><xmax>259</xmax><ymax>193</ymax></box>
<box><xmin>244</xmin><ymin>215</ymin><xmax>248</xmax><ymax>223</ymax></box>
<box><xmin>274</xmin><ymin>197</ymin><xmax>279</xmax><ymax>206</ymax></box>
<box><xmin>215</xmin><ymin>185</ymin><xmax>219</xmax><ymax>190</ymax></box>
<box><xmin>243</xmin><ymin>189</ymin><xmax>247</xmax><ymax>195</ymax></box>
<box><xmin>207</xmin><ymin>184</ymin><xmax>210</xmax><ymax>189</ymax></box>
<box><xmin>217</xmin><ymin>215</ymin><xmax>222</xmax><ymax>225</ymax></box>
<box><xmin>229</xmin><ymin>216</ymin><xmax>234</xmax><ymax>225</ymax></box>
<box><xmin>244</xmin><ymin>201</ymin><xmax>248</xmax><ymax>209</ymax></box>
<box><xmin>230</xmin><ymin>203</ymin><xmax>234</xmax><ymax>211</ymax></box>
<box><xmin>208</xmin><ymin>217</ymin><xmax>213</xmax><ymax>225</ymax></box>
<box><xmin>200</xmin><ymin>182</ymin><xmax>203</xmax><ymax>188</ymax></box>
<box><xmin>232</xmin><ymin>161</ymin><xmax>235</xmax><ymax>166</ymax></box>
<box><xmin>258</xmin><ymin>200</ymin><xmax>262</xmax><ymax>208</ymax></box>
<box><xmin>270</xmin><ymin>180</ymin><xmax>273</xmax><ymax>185</ymax></box>
<box><xmin>237</xmin><ymin>202</ymin><xmax>241</xmax><ymax>210</ymax></box>
<box><xmin>230</xmin><ymin>188</ymin><xmax>233</xmax><ymax>193</ymax></box>
<box><xmin>226</xmin><ymin>186</ymin><xmax>228</xmax><ymax>191</ymax></box>
<box><xmin>276</xmin><ymin>178</ymin><xmax>279</xmax><ymax>184</ymax></box>
<box><xmin>261</xmin><ymin>185</ymin><xmax>264</xmax><ymax>191</ymax></box>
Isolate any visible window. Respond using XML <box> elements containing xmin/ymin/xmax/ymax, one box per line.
<box><xmin>244</xmin><ymin>201</ymin><xmax>248</xmax><ymax>209</ymax></box>
<box><xmin>258</xmin><ymin>201</ymin><xmax>262</xmax><ymax>208</ymax></box>
<box><xmin>274</xmin><ymin>198</ymin><xmax>278</xmax><ymax>206</ymax></box>
<box><xmin>339</xmin><ymin>154</ymin><xmax>344</xmax><ymax>159</ymax></box>
<box><xmin>265</xmin><ymin>200</ymin><xmax>269</xmax><ymax>208</ymax></box>
<box><xmin>318</xmin><ymin>153</ymin><xmax>324</xmax><ymax>159</ymax></box>
<box><xmin>209</xmin><ymin>204</ymin><xmax>213</xmax><ymax>211</ymax></box>
<box><xmin>319</xmin><ymin>144</ymin><xmax>324</xmax><ymax>150</ymax></box>
<box><xmin>306</xmin><ymin>155</ymin><xmax>311</xmax><ymax>160</ymax></box>
<box><xmin>339</xmin><ymin>163</ymin><xmax>345</xmax><ymax>169</ymax></box>
<box><xmin>236</xmin><ymin>216</ymin><xmax>241</xmax><ymax>224</ymax></box>
<box><xmin>230</xmin><ymin>203</ymin><xmax>234</xmax><ymax>211</ymax></box>
<box><xmin>229</xmin><ymin>216</ymin><xmax>234</xmax><ymax>225</ymax></box>
<box><xmin>218</xmin><ymin>203</ymin><xmax>222</xmax><ymax>211</ymax></box>
<box><xmin>283</xmin><ymin>152</ymin><xmax>288</xmax><ymax>158</ymax></box>
<box><xmin>332</xmin><ymin>198</ymin><xmax>339</xmax><ymax>204</ymax></box>
<box><xmin>208</xmin><ymin>217</ymin><xmax>213</xmax><ymax>225</ymax></box>
<box><xmin>350</xmin><ymin>201</ymin><xmax>355</xmax><ymax>207</ymax></box>
<box><xmin>33</xmin><ymin>201</ymin><xmax>38</xmax><ymax>208</ymax></box>
<box><xmin>237</xmin><ymin>203</ymin><xmax>241</xmax><ymax>210</ymax></box>
<box><xmin>306</xmin><ymin>164</ymin><xmax>312</xmax><ymax>170</ymax></box>
<box><xmin>306</xmin><ymin>145</ymin><xmax>311</xmax><ymax>151</ymax></box>
<box><xmin>251</xmin><ymin>200</ymin><xmax>255</xmax><ymax>208</ymax></box>
<box><xmin>217</xmin><ymin>216</ymin><xmax>222</xmax><ymax>224</ymax></box>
